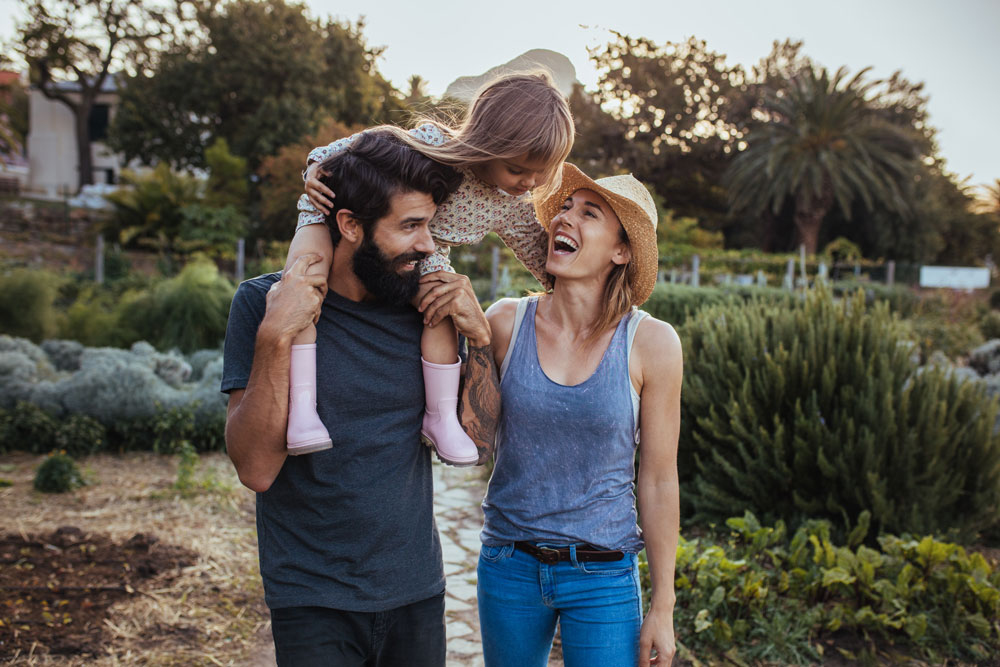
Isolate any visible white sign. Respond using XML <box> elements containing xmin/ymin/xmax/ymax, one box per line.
<box><xmin>919</xmin><ymin>266</ymin><xmax>991</xmax><ymax>289</ymax></box>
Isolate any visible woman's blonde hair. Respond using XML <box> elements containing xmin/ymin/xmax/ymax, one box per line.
<box><xmin>377</xmin><ymin>71</ymin><xmax>575</xmax><ymax>201</ymax></box>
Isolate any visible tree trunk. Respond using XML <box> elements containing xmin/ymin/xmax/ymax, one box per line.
<box><xmin>74</xmin><ymin>101</ymin><xmax>95</xmax><ymax>191</ymax></box>
<box><xmin>793</xmin><ymin>187</ymin><xmax>834</xmax><ymax>254</ymax></box>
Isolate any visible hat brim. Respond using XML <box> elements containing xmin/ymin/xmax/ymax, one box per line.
<box><xmin>535</xmin><ymin>164</ymin><xmax>658</xmax><ymax>305</ymax></box>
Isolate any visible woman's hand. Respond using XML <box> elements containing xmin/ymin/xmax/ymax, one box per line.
<box><xmin>639</xmin><ymin>605</ymin><xmax>676</xmax><ymax>666</ymax></box>
<box><xmin>304</xmin><ymin>163</ymin><xmax>336</xmax><ymax>215</ymax></box>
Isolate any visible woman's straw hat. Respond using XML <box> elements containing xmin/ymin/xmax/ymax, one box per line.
<box><xmin>535</xmin><ymin>163</ymin><xmax>659</xmax><ymax>304</ymax></box>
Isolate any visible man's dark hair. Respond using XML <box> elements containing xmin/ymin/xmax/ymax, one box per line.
<box><xmin>318</xmin><ymin>129</ymin><xmax>462</xmax><ymax>246</ymax></box>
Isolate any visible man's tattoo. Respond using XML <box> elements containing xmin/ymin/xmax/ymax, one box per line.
<box><xmin>458</xmin><ymin>344</ymin><xmax>501</xmax><ymax>464</ymax></box>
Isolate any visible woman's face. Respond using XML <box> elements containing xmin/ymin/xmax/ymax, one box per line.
<box><xmin>545</xmin><ymin>188</ymin><xmax>630</xmax><ymax>281</ymax></box>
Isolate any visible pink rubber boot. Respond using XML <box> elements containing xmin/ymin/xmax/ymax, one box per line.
<box><xmin>286</xmin><ymin>344</ymin><xmax>332</xmax><ymax>455</ymax></box>
<box><xmin>420</xmin><ymin>357</ymin><xmax>479</xmax><ymax>466</ymax></box>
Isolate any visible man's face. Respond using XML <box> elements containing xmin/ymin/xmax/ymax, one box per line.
<box><xmin>351</xmin><ymin>190</ymin><xmax>438</xmax><ymax>305</ymax></box>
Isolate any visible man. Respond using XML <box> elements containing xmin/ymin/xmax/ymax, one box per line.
<box><xmin>221</xmin><ymin>130</ymin><xmax>499</xmax><ymax>666</ymax></box>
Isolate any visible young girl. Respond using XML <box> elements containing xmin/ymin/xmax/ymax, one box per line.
<box><xmin>283</xmin><ymin>71</ymin><xmax>574</xmax><ymax>465</ymax></box>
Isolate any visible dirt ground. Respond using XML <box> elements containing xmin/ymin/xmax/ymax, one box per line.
<box><xmin>0</xmin><ymin>452</ymin><xmax>273</xmax><ymax>665</ymax></box>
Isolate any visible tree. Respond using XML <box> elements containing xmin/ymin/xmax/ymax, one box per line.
<box><xmin>726</xmin><ymin>66</ymin><xmax>922</xmax><ymax>253</ymax></box>
<box><xmin>586</xmin><ymin>34</ymin><xmax>748</xmax><ymax>231</ymax></box>
<box><xmin>109</xmin><ymin>0</ymin><xmax>405</xmax><ymax>172</ymax></box>
<box><xmin>256</xmin><ymin>117</ymin><xmax>358</xmax><ymax>240</ymax></box>
<box><xmin>14</xmin><ymin>0</ymin><xmax>168</xmax><ymax>189</ymax></box>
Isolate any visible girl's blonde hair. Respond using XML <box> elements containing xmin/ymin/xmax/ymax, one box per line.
<box><xmin>378</xmin><ymin>71</ymin><xmax>575</xmax><ymax>201</ymax></box>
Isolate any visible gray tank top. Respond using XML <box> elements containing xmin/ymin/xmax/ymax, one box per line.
<box><xmin>481</xmin><ymin>297</ymin><xmax>645</xmax><ymax>552</ymax></box>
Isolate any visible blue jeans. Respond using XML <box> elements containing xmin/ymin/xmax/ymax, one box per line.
<box><xmin>477</xmin><ymin>543</ymin><xmax>642</xmax><ymax>667</ymax></box>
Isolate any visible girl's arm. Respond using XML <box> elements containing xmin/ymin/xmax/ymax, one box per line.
<box><xmin>495</xmin><ymin>201</ymin><xmax>553</xmax><ymax>289</ymax></box>
<box><xmin>634</xmin><ymin>318</ymin><xmax>683</xmax><ymax>667</ymax></box>
<box><xmin>283</xmin><ymin>222</ymin><xmax>333</xmax><ymax>289</ymax></box>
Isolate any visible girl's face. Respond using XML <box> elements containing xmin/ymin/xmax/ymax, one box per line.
<box><xmin>545</xmin><ymin>188</ymin><xmax>630</xmax><ymax>281</ymax></box>
<box><xmin>472</xmin><ymin>154</ymin><xmax>551</xmax><ymax>196</ymax></box>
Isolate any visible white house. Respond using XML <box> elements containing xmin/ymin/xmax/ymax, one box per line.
<box><xmin>26</xmin><ymin>77</ymin><xmax>127</xmax><ymax>199</ymax></box>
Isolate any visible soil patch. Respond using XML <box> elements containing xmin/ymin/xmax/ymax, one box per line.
<box><xmin>0</xmin><ymin>452</ymin><xmax>271</xmax><ymax>665</ymax></box>
<box><xmin>1</xmin><ymin>528</ymin><xmax>196</xmax><ymax>657</ymax></box>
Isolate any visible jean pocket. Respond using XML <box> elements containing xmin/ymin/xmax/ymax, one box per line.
<box><xmin>479</xmin><ymin>543</ymin><xmax>514</xmax><ymax>563</ymax></box>
<box><xmin>578</xmin><ymin>552</ymin><xmax>637</xmax><ymax>576</ymax></box>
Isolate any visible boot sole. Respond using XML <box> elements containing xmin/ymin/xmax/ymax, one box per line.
<box><xmin>420</xmin><ymin>432</ymin><xmax>479</xmax><ymax>467</ymax></box>
<box><xmin>287</xmin><ymin>439</ymin><xmax>333</xmax><ymax>456</ymax></box>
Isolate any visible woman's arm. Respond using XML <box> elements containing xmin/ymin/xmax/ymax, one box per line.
<box><xmin>634</xmin><ymin>318</ymin><xmax>683</xmax><ymax>667</ymax></box>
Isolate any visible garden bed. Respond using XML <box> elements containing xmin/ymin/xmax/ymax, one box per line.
<box><xmin>0</xmin><ymin>452</ymin><xmax>271</xmax><ymax>665</ymax></box>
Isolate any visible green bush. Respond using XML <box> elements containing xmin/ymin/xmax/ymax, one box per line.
<box><xmin>33</xmin><ymin>452</ymin><xmax>85</xmax><ymax>493</ymax></box>
<box><xmin>643</xmin><ymin>283</ymin><xmax>795</xmax><ymax>327</ymax></box>
<box><xmin>6</xmin><ymin>401</ymin><xmax>59</xmax><ymax>454</ymax></box>
<box><xmin>116</xmin><ymin>260</ymin><xmax>234</xmax><ymax>352</ymax></box>
<box><xmin>980</xmin><ymin>311</ymin><xmax>1000</xmax><ymax>341</ymax></box>
<box><xmin>643</xmin><ymin>512</ymin><xmax>1000</xmax><ymax>664</ymax></box>
<box><xmin>680</xmin><ymin>288</ymin><xmax>1000</xmax><ymax>539</ymax></box>
<box><xmin>55</xmin><ymin>414</ymin><xmax>108</xmax><ymax>458</ymax></box>
<box><xmin>0</xmin><ymin>269</ymin><xmax>63</xmax><ymax>341</ymax></box>
<box><xmin>109</xmin><ymin>404</ymin><xmax>197</xmax><ymax>454</ymax></box>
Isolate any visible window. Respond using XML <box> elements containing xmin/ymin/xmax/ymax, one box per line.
<box><xmin>88</xmin><ymin>104</ymin><xmax>109</xmax><ymax>142</ymax></box>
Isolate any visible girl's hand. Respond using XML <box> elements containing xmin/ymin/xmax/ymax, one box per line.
<box><xmin>639</xmin><ymin>606</ymin><xmax>676</xmax><ymax>667</ymax></box>
<box><xmin>305</xmin><ymin>163</ymin><xmax>336</xmax><ymax>215</ymax></box>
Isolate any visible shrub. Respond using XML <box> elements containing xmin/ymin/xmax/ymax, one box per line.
<box><xmin>0</xmin><ymin>269</ymin><xmax>62</xmax><ymax>341</ymax></box>
<box><xmin>980</xmin><ymin>310</ymin><xmax>1000</xmax><ymax>341</ymax></box>
<box><xmin>109</xmin><ymin>404</ymin><xmax>197</xmax><ymax>454</ymax></box>
<box><xmin>33</xmin><ymin>452</ymin><xmax>85</xmax><ymax>493</ymax></box>
<box><xmin>116</xmin><ymin>260</ymin><xmax>234</xmax><ymax>352</ymax></box>
<box><xmin>54</xmin><ymin>413</ymin><xmax>108</xmax><ymax>457</ymax></box>
<box><xmin>643</xmin><ymin>283</ymin><xmax>795</xmax><ymax>327</ymax></box>
<box><xmin>679</xmin><ymin>288</ymin><xmax>1000</xmax><ymax>539</ymax></box>
<box><xmin>6</xmin><ymin>401</ymin><xmax>59</xmax><ymax>454</ymax></box>
<box><xmin>41</xmin><ymin>339</ymin><xmax>85</xmax><ymax>371</ymax></box>
<box><xmin>645</xmin><ymin>512</ymin><xmax>1000</xmax><ymax>664</ymax></box>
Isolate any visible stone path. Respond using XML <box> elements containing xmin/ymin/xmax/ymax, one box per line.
<box><xmin>433</xmin><ymin>461</ymin><xmax>490</xmax><ymax>667</ymax></box>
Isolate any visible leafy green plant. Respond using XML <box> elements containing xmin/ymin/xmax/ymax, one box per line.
<box><xmin>0</xmin><ymin>269</ymin><xmax>63</xmax><ymax>341</ymax></box>
<box><xmin>980</xmin><ymin>311</ymin><xmax>1000</xmax><ymax>341</ymax></box>
<box><xmin>680</xmin><ymin>288</ymin><xmax>1000</xmax><ymax>539</ymax></box>
<box><xmin>641</xmin><ymin>512</ymin><xmax>1000</xmax><ymax>664</ymax></box>
<box><xmin>110</xmin><ymin>404</ymin><xmax>197</xmax><ymax>454</ymax></box>
<box><xmin>54</xmin><ymin>414</ymin><xmax>108</xmax><ymax>457</ymax></box>
<box><xmin>33</xmin><ymin>452</ymin><xmax>85</xmax><ymax>493</ymax></box>
<box><xmin>7</xmin><ymin>401</ymin><xmax>59</xmax><ymax>454</ymax></box>
<box><xmin>116</xmin><ymin>260</ymin><xmax>234</xmax><ymax>352</ymax></box>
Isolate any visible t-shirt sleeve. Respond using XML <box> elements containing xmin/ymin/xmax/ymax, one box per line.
<box><xmin>410</xmin><ymin>122</ymin><xmax>448</xmax><ymax>147</ymax></box>
<box><xmin>495</xmin><ymin>200</ymin><xmax>553</xmax><ymax>289</ymax></box>
<box><xmin>220</xmin><ymin>279</ymin><xmax>271</xmax><ymax>394</ymax></box>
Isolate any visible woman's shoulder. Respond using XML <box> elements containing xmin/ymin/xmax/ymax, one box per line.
<box><xmin>485</xmin><ymin>297</ymin><xmax>525</xmax><ymax>327</ymax></box>
<box><xmin>631</xmin><ymin>311</ymin><xmax>682</xmax><ymax>369</ymax></box>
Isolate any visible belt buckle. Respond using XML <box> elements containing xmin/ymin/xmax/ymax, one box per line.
<box><xmin>537</xmin><ymin>546</ymin><xmax>561</xmax><ymax>564</ymax></box>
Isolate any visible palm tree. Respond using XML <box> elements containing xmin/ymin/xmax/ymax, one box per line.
<box><xmin>726</xmin><ymin>66</ymin><xmax>920</xmax><ymax>253</ymax></box>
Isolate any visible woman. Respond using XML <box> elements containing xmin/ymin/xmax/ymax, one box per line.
<box><xmin>477</xmin><ymin>164</ymin><xmax>681</xmax><ymax>667</ymax></box>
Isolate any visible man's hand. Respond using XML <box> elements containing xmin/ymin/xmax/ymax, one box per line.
<box><xmin>262</xmin><ymin>254</ymin><xmax>327</xmax><ymax>342</ymax></box>
<box><xmin>305</xmin><ymin>163</ymin><xmax>335</xmax><ymax>215</ymax></box>
<box><xmin>416</xmin><ymin>272</ymin><xmax>490</xmax><ymax>346</ymax></box>
<box><xmin>639</xmin><ymin>606</ymin><xmax>676</xmax><ymax>667</ymax></box>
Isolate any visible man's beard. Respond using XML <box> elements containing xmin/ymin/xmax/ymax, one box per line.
<box><xmin>351</xmin><ymin>235</ymin><xmax>425</xmax><ymax>306</ymax></box>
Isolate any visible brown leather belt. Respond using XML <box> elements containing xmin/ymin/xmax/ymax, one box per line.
<box><xmin>514</xmin><ymin>542</ymin><xmax>625</xmax><ymax>565</ymax></box>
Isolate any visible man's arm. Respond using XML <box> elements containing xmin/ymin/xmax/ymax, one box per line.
<box><xmin>418</xmin><ymin>271</ymin><xmax>500</xmax><ymax>464</ymax></box>
<box><xmin>225</xmin><ymin>256</ymin><xmax>327</xmax><ymax>492</ymax></box>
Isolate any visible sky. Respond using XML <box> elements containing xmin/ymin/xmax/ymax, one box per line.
<box><xmin>2</xmin><ymin>0</ymin><xmax>998</xmax><ymax>190</ymax></box>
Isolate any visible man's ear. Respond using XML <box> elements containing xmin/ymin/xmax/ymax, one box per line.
<box><xmin>335</xmin><ymin>209</ymin><xmax>363</xmax><ymax>244</ymax></box>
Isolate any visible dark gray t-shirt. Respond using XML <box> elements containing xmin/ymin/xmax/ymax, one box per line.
<box><xmin>221</xmin><ymin>273</ymin><xmax>443</xmax><ymax>612</ymax></box>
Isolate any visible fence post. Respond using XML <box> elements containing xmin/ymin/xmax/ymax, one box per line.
<box><xmin>691</xmin><ymin>254</ymin><xmax>700</xmax><ymax>287</ymax></box>
<box><xmin>783</xmin><ymin>259</ymin><xmax>795</xmax><ymax>290</ymax></box>
<box><xmin>490</xmin><ymin>246</ymin><xmax>499</xmax><ymax>301</ymax></box>
<box><xmin>236</xmin><ymin>238</ymin><xmax>245</xmax><ymax>284</ymax></box>
<box><xmin>799</xmin><ymin>244</ymin><xmax>808</xmax><ymax>289</ymax></box>
<box><xmin>95</xmin><ymin>235</ymin><xmax>104</xmax><ymax>285</ymax></box>
<box><xmin>886</xmin><ymin>260</ymin><xmax>895</xmax><ymax>286</ymax></box>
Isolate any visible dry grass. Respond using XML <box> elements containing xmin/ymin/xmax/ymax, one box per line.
<box><xmin>0</xmin><ymin>452</ymin><xmax>271</xmax><ymax>666</ymax></box>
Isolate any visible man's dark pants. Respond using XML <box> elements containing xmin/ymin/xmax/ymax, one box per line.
<box><xmin>270</xmin><ymin>593</ymin><xmax>446</xmax><ymax>666</ymax></box>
